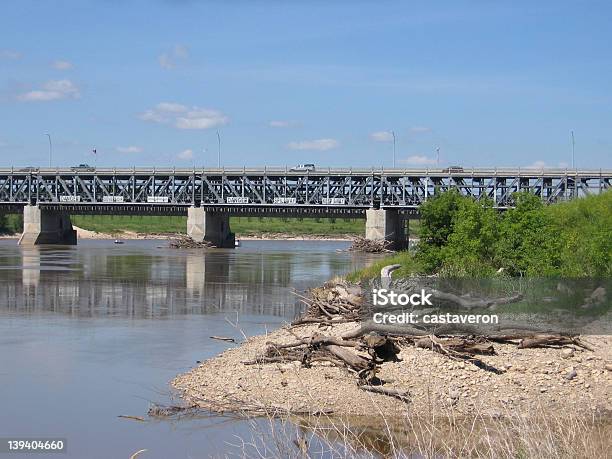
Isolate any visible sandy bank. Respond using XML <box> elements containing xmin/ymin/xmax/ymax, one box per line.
<box><xmin>2</xmin><ymin>227</ymin><xmax>352</xmax><ymax>242</ymax></box>
<box><xmin>72</xmin><ymin>226</ymin><xmax>173</xmax><ymax>240</ymax></box>
<box><xmin>173</xmin><ymin>308</ymin><xmax>611</xmax><ymax>419</ymax></box>
<box><xmin>173</xmin><ymin>325</ymin><xmax>611</xmax><ymax>418</ymax></box>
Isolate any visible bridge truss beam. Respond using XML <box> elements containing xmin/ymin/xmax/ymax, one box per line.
<box><xmin>0</xmin><ymin>168</ymin><xmax>610</xmax><ymax>213</ymax></box>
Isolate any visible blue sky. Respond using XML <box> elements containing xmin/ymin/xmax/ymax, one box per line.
<box><xmin>1</xmin><ymin>0</ymin><xmax>611</xmax><ymax>168</ymax></box>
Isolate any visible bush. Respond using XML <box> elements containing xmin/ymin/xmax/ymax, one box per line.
<box><xmin>416</xmin><ymin>189</ymin><xmax>464</xmax><ymax>272</ymax></box>
<box><xmin>414</xmin><ymin>189</ymin><xmax>611</xmax><ymax>278</ymax></box>
<box><xmin>440</xmin><ymin>197</ymin><xmax>499</xmax><ymax>277</ymax></box>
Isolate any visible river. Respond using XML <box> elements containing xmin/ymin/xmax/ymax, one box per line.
<box><xmin>0</xmin><ymin>239</ymin><xmax>375</xmax><ymax>458</ymax></box>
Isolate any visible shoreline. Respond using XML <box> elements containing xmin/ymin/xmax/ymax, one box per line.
<box><xmin>0</xmin><ymin>227</ymin><xmax>355</xmax><ymax>242</ymax></box>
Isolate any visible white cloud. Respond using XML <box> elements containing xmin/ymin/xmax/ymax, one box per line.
<box><xmin>0</xmin><ymin>49</ymin><xmax>21</xmax><ymax>60</ymax></box>
<box><xmin>409</xmin><ymin>126</ymin><xmax>431</xmax><ymax>133</ymax></box>
<box><xmin>287</xmin><ymin>138</ymin><xmax>339</xmax><ymax>151</ymax></box>
<box><xmin>526</xmin><ymin>160</ymin><xmax>547</xmax><ymax>169</ymax></box>
<box><xmin>158</xmin><ymin>54</ymin><xmax>173</xmax><ymax>69</ymax></box>
<box><xmin>139</xmin><ymin>109</ymin><xmax>167</xmax><ymax>123</ymax></box>
<box><xmin>116</xmin><ymin>146</ymin><xmax>143</xmax><ymax>154</ymax></box>
<box><xmin>175</xmin><ymin>109</ymin><xmax>228</xmax><ymax>130</ymax></box>
<box><xmin>399</xmin><ymin>155</ymin><xmax>437</xmax><ymax>166</ymax></box>
<box><xmin>177</xmin><ymin>149</ymin><xmax>194</xmax><ymax>160</ymax></box>
<box><xmin>158</xmin><ymin>45</ymin><xmax>189</xmax><ymax>69</ymax></box>
<box><xmin>139</xmin><ymin>102</ymin><xmax>228</xmax><ymax>130</ymax></box>
<box><xmin>17</xmin><ymin>79</ymin><xmax>80</xmax><ymax>102</ymax></box>
<box><xmin>52</xmin><ymin>60</ymin><xmax>73</xmax><ymax>70</ymax></box>
<box><xmin>526</xmin><ymin>161</ymin><xmax>572</xmax><ymax>169</ymax></box>
<box><xmin>370</xmin><ymin>131</ymin><xmax>394</xmax><ymax>142</ymax></box>
<box><xmin>269</xmin><ymin>120</ymin><xmax>298</xmax><ymax>128</ymax></box>
<box><xmin>156</xmin><ymin>102</ymin><xmax>187</xmax><ymax>113</ymax></box>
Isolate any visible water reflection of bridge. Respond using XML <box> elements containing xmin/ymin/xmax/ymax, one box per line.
<box><xmin>1</xmin><ymin>247</ymin><xmax>305</xmax><ymax>319</ymax></box>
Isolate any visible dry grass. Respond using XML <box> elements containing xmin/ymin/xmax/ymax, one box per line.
<box><xmin>224</xmin><ymin>403</ymin><xmax>610</xmax><ymax>458</ymax></box>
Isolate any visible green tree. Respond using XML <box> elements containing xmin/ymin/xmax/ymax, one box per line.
<box><xmin>495</xmin><ymin>192</ymin><xmax>560</xmax><ymax>276</ymax></box>
<box><xmin>416</xmin><ymin>189</ymin><xmax>464</xmax><ymax>272</ymax></box>
<box><xmin>440</xmin><ymin>197</ymin><xmax>499</xmax><ymax>276</ymax></box>
<box><xmin>546</xmin><ymin>191</ymin><xmax>612</xmax><ymax>277</ymax></box>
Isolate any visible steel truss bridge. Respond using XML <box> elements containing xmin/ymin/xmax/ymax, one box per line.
<box><xmin>0</xmin><ymin>167</ymin><xmax>610</xmax><ymax>216</ymax></box>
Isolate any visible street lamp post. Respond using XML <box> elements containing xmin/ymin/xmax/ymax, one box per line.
<box><xmin>391</xmin><ymin>130</ymin><xmax>396</xmax><ymax>168</ymax></box>
<box><xmin>45</xmin><ymin>133</ymin><xmax>52</xmax><ymax>167</ymax></box>
<box><xmin>216</xmin><ymin>130</ymin><xmax>221</xmax><ymax>168</ymax></box>
<box><xmin>571</xmin><ymin>131</ymin><xmax>575</xmax><ymax>169</ymax></box>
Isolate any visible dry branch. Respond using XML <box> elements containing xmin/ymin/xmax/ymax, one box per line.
<box><xmin>518</xmin><ymin>334</ymin><xmax>594</xmax><ymax>351</ymax></box>
<box><xmin>430</xmin><ymin>289</ymin><xmax>524</xmax><ymax>310</ymax></box>
<box><xmin>359</xmin><ymin>384</ymin><xmax>410</xmax><ymax>401</ymax></box>
<box><xmin>169</xmin><ymin>235</ymin><xmax>214</xmax><ymax>249</ymax></box>
<box><xmin>348</xmin><ymin>236</ymin><xmax>394</xmax><ymax>253</ymax></box>
<box><xmin>415</xmin><ymin>336</ymin><xmax>495</xmax><ymax>356</ymax></box>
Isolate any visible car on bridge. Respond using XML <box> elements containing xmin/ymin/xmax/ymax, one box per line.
<box><xmin>442</xmin><ymin>165</ymin><xmax>464</xmax><ymax>173</ymax></box>
<box><xmin>290</xmin><ymin>163</ymin><xmax>316</xmax><ymax>172</ymax></box>
<box><xmin>71</xmin><ymin>163</ymin><xmax>95</xmax><ymax>172</ymax></box>
<box><xmin>18</xmin><ymin>166</ymin><xmax>39</xmax><ymax>172</ymax></box>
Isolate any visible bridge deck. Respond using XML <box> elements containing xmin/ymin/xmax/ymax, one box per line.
<box><xmin>1</xmin><ymin>167</ymin><xmax>610</xmax><ymax>214</ymax></box>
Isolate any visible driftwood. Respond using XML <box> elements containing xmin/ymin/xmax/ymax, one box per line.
<box><xmin>169</xmin><ymin>235</ymin><xmax>214</xmax><ymax>249</ymax></box>
<box><xmin>359</xmin><ymin>384</ymin><xmax>410</xmax><ymax>401</ymax></box>
<box><xmin>415</xmin><ymin>336</ymin><xmax>495</xmax><ymax>356</ymax></box>
<box><xmin>291</xmin><ymin>317</ymin><xmax>358</xmax><ymax>326</ymax></box>
<box><xmin>348</xmin><ymin>236</ymin><xmax>394</xmax><ymax>253</ymax></box>
<box><xmin>117</xmin><ymin>415</ymin><xmax>146</xmax><ymax>422</ymax></box>
<box><xmin>210</xmin><ymin>336</ymin><xmax>236</xmax><ymax>343</ymax></box>
<box><xmin>147</xmin><ymin>403</ymin><xmax>199</xmax><ymax>418</ymax></box>
<box><xmin>246</xmin><ymin>331</ymin><xmax>407</xmax><ymax>398</ymax></box>
<box><xmin>292</xmin><ymin>281</ymin><xmax>363</xmax><ymax>326</ymax></box>
<box><xmin>518</xmin><ymin>334</ymin><xmax>594</xmax><ymax>351</ymax></box>
<box><xmin>431</xmin><ymin>289</ymin><xmax>524</xmax><ymax>310</ymax></box>
<box><xmin>324</xmin><ymin>344</ymin><xmax>373</xmax><ymax>371</ymax></box>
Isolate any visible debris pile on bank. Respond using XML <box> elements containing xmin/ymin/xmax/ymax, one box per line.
<box><xmin>348</xmin><ymin>236</ymin><xmax>394</xmax><ymax>253</ymax></box>
<box><xmin>292</xmin><ymin>280</ymin><xmax>363</xmax><ymax>326</ymax></box>
<box><xmin>169</xmin><ymin>235</ymin><xmax>214</xmax><ymax>249</ymax></box>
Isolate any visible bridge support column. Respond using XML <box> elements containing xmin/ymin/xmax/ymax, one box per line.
<box><xmin>19</xmin><ymin>205</ymin><xmax>77</xmax><ymax>246</ymax></box>
<box><xmin>365</xmin><ymin>208</ymin><xmax>406</xmax><ymax>250</ymax></box>
<box><xmin>187</xmin><ymin>207</ymin><xmax>235</xmax><ymax>248</ymax></box>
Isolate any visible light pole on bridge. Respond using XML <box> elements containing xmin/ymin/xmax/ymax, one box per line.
<box><xmin>392</xmin><ymin>130</ymin><xmax>396</xmax><ymax>168</ymax></box>
<box><xmin>216</xmin><ymin>130</ymin><xmax>221</xmax><ymax>168</ymax></box>
<box><xmin>45</xmin><ymin>133</ymin><xmax>52</xmax><ymax>167</ymax></box>
<box><xmin>571</xmin><ymin>130</ymin><xmax>575</xmax><ymax>169</ymax></box>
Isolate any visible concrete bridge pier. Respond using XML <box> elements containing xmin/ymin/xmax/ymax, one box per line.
<box><xmin>19</xmin><ymin>205</ymin><xmax>77</xmax><ymax>246</ymax></box>
<box><xmin>187</xmin><ymin>207</ymin><xmax>235</xmax><ymax>248</ymax></box>
<box><xmin>365</xmin><ymin>208</ymin><xmax>407</xmax><ymax>250</ymax></box>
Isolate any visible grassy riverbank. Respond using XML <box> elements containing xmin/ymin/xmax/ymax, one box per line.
<box><xmin>1</xmin><ymin>213</ymin><xmax>421</xmax><ymax>238</ymax></box>
<box><xmin>69</xmin><ymin>215</ymin><xmax>366</xmax><ymax>237</ymax></box>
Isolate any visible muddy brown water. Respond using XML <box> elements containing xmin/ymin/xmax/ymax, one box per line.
<box><xmin>0</xmin><ymin>239</ymin><xmax>377</xmax><ymax>458</ymax></box>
